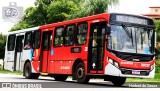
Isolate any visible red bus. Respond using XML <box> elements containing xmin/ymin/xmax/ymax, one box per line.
<box><xmin>4</xmin><ymin>13</ymin><xmax>156</xmax><ymax>86</ymax></box>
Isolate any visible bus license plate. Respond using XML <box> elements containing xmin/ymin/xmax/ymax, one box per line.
<box><xmin>132</xmin><ymin>70</ymin><xmax>140</xmax><ymax>75</ymax></box>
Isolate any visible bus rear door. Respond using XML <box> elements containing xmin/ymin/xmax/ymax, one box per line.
<box><xmin>40</xmin><ymin>31</ymin><xmax>52</xmax><ymax>73</ymax></box>
<box><xmin>14</xmin><ymin>35</ymin><xmax>24</xmax><ymax>71</ymax></box>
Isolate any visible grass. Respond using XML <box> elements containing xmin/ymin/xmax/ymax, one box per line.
<box><xmin>155</xmin><ymin>60</ymin><xmax>160</xmax><ymax>73</ymax></box>
<box><xmin>0</xmin><ymin>66</ymin><xmax>2</xmax><ymax>70</ymax></box>
<box><xmin>0</xmin><ymin>66</ymin><xmax>23</xmax><ymax>75</ymax></box>
<box><xmin>126</xmin><ymin>73</ymin><xmax>160</xmax><ymax>83</ymax></box>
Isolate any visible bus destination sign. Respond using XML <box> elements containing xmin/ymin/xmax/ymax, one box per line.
<box><xmin>116</xmin><ymin>15</ymin><xmax>148</xmax><ymax>25</ymax></box>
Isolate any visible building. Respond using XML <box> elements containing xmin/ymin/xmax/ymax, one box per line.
<box><xmin>143</xmin><ymin>6</ymin><xmax>160</xmax><ymax>19</ymax></box>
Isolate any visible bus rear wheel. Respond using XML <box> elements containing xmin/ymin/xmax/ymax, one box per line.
<box><xmin>111</xmin><ymin>76</ymin><xmax>126</xmax><ymax>86</ymax></box>
<box><xmin>53</xmin><ymin>75</ymin><xmax>68</xmax><ymax>81</ymax></box>
<box><xmin>75</xmin><ymin>62</ymin><xmax>90</xmax><ymax>84</ymax></box>
<box><xmin>24</xmin><ymin>62</ymin><xmax>39</xmax><ymax>79</ymax></box>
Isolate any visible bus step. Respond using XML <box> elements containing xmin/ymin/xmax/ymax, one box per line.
<box><xmin>40</xmin><ymin>73</ymin><xmax>48</xmax><ymax>75</ymax></box>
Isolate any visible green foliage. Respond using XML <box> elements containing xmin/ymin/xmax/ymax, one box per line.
<box><xmin>10</xmin><ymin>0</ymin><xmax>52</xmax><ymax>31</ymax></box>
<box><xmin>154</xmin><ymin>20</ymin><xmax>160</xmax><ymax>42</ymax></box>
<box><xmin>68</xmin><ymin>0</ymin><xmax>119</xmax><ymax>19</ymax></box>
<box><xmin>154</xmin><ymin>20</ymin><xmax>160</xmax><ymax>59</ymax></box>
<box><xmin>78</xmin><ymin>0</ymin><xmax>118</xmax><ymax>17</ymax></box>
<box><xmin>155</xmin><ymin>59</ymin><xmax>160</xmax><ymax>73</ymax></box>
<box><xmin>10</xmin><ymin>21</ymin><xmax>32</xmax><ymax>31</ymax></box>
<box><xmin>10</xmin><ymin>0</ymin><xmax>119</xmax><ymax>31</ymax></box>
<box><xmin>127</xmin><ymin>73</ymin><xmax>160</xmax><ymax>82</ymax></box>
<box><xmin>0</xmin><ymin>69</ymin><xmax>23</xmax><ymax>75</ymax></box>
<box><xmin>47</xmin><ymin>0</ymin><xmax>79</xmax><ymax>23</ymax></box>
<box><xmin>0</xmin><ymin>34</ymin><xmax>6</xmax><ymax>59</ymax></box>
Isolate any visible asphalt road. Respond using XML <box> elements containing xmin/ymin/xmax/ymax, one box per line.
<box><xmin>0</xmin><ymin>74</ymin><xmax>159</xmax><ymax>88</ymax></box>
<box><xmin>0</xmin><ymin>74</ymin><xmax>130</xmax><ymax>88</ymax></box>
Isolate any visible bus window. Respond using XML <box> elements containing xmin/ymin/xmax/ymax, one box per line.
<box><xmin>54</xmin><ymin>27</ymin><xmax>64</xmax><ymax>47</ymax></box>
<box><xmin>76</xmin><ymin>23</ymin><xmax>88</xmax><ymax>45</ymax></box>
<box><xmin>7</xmin><ymin>35</ymin><xmax>16</xmax><ymax>51</ymax></box>
<box><xmin>24</xmin><ymin>32</ymin><xmax>32</xmax><ymax>49</ymax></box>
<box><xmin>33</xmin><ymin>31</ymin><xmax>41</xmax><ymax>49</ymax></box>
<box><xmin>65</xmin><ymin>25</ymin><xmax>75</xmax><ymax>46</ymax></box>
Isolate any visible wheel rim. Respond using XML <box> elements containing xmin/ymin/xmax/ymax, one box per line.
<box><xmin>77</xmin><ymin>67</ymin><xmax>84</xmax><ymax>79</ymax></box>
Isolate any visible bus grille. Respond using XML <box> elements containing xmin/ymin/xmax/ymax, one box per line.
<box><xmin>116</xmin><ymin>54</ymin><xmax>153</xmax><ymax>62</ymax></box>
<box><xmin>120</xmin><ymin>69</ymin><xmax>149</xmax><ymax>76</ymax></box>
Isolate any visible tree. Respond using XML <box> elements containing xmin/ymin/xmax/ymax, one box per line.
<box><xmin>10</xmin><ymin>0</ymin><xmax>119</xmax><ymax>31</ymax></box>
<box><xmin>10</xmin><ymin>0</ymin><xmax>53</xmax><ymax>31</ymax></box>
<box><xmin>47</xmin><ymin>0</ymin><xmax>79</xmax><ymax>23</ymax></box>
<box><xmin>70</xmin><ymin>0</ymin><xmax>119</xmax><ymax>19</ymax></box>
<box><xmin>154</xmin><ymin>20</ymin><xmax>160</xmax><ymax>42</ymax></box>
<box><xmin>0</xmin><ymin>34</ymin><xmax>6</xmax><ymax>59</ymax></box>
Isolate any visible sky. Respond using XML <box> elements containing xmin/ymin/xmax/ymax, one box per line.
<box><xmin>0</xmin><ymin>0</ymin><xmax>160</xmax><ymax>34</ymax></box>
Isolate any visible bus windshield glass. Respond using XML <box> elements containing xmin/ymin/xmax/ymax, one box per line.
<box><xmin>108</xmin><ymin>25</ymin><xmax>154</xmax><ymax>54</ymax></box>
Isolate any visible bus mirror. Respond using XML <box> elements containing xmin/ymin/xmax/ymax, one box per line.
<box><xmin>106</xmin><ymin>25</ymin><xmax>111</xmax><ymax>35</ymax></box>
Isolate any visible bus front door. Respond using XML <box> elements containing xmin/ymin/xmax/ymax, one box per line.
<box><xmin>14</xmin><ymin>35</ymin><xmax>24</xmax><ymax>71</ymax></box>
<box><xmin>88</xmin><ymin>22</ymin><xmax>106</xmax><ymax>74</ymax></box>
<box><xmin>40</xmin><ymin>31</ymin><xmax>52</xmax><ymax>73</ymax></box>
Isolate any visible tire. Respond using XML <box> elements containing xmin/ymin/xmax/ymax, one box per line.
<box><xmin>53</xmin><ymin>75</ymin><xmax>68</xmax><ymax>81</ymax></box>
<box><xmin>75</xmin><ymin>62</ymin><xmax>90</xmax><ymax>84</ymax></box>
<box><xmin>111</xmin><ymin>76</ymin><xmax>126</xmax><ymax>86</ymax></box>
<box><xmin>24</xmin><ymin>62</ymin><xmax>39</xmax><ymax>79</ymax></box>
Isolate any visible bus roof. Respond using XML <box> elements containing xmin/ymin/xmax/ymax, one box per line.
<box><xmin>40</xmin><ymin>13</ymin><xmax>110</xmax><ymax>29</ymax></box>
<box><xmin>40</xmin><ymin>13</ymin><xmax>153</xmax><ymax>29</ymax></box>
<box><xmin>7</xmin><ymin>26</ymin><xmax>39</xmax><ymax>35</ymax></box>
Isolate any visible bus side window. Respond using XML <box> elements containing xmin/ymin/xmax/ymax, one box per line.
<box><xmin>76</xmin><ymin>23</ymin><xmax>88</xmax><ymax>45</ymax></box>
<box><xmin>33</xmin><ymin>31</ymin><xmax>41</xmax><ymax>49</ymax></box>
<box><xmin>54</xmin><ymin>27</ymin><xmax>64</xmax><ymax>47</ymax></box>
<box><xmin>65</xmin><ymin>25</ymin><xmax>75</xmax><ymax>46</ymax></box>
<box><xmin>24</xmin><ymin>32</ymin><xmax>32</xmax><ymax>49</ymax></box>
<box><xmin>7</xmin><ymin>35</ymin><xmax>16</xmax><ymax>51</ymax></box>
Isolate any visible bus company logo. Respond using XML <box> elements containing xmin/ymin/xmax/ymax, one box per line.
<box><xmin>141</xmin><ymin>64</ymin><xmax>150</xmax><ymax>67</ymax></box>
<box><xmin>121</xmin><ymin>61</ymin><xmax>133</xmax><ymax>65</ymax></box>
<box><xmin>132</xmin><ymin>59</ymin><xmax>139</xmax><ymax>62</ymax></box>
<box><xmin>60</xmin><ymin>66</ymin><xmax>70</xmax><ymax>70</ymax></box>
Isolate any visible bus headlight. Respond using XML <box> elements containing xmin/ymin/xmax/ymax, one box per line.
<box><xmin>108</xmin><ymin>58</ymin><xmax>113</xmax><ymax>64</ymax></box>
<box><xmin>150</xmin><ymin>64</ymin><xmax>154</xmax><ymax>71</ymax></box>
<box><xmin>114</xmin><ymin>61</ymin><xmax>119</xmax><ymax>68</ymax></box>
<box><xmin>108</xmin><ymin>58</ymin><xmax>119</xmax><ymax>68</ymax></box>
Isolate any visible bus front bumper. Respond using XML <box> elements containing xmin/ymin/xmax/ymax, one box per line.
<box><xmin>104</xmin><ymin>63</ymin><xmax>155</xmax><ymax>78</ymax></box>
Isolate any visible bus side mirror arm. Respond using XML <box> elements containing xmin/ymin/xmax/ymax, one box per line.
<box><xmin>106</xmin><ymin>25</ymin><xmax>111</xmax><ymax>35</ymax></box>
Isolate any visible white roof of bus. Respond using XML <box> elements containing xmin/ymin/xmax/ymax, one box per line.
<box><xmin>7</xmin><ymin>26</ymin><xmax>39</xmax><ymax>35</ymax></box>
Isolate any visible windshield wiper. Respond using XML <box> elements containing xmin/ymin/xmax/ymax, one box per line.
<box><xmin>121</xmin><ymin>24</ymin><xmax>134</xmax><ymax>46</ymax></box>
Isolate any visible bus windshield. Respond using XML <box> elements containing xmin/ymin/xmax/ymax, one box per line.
<box><xmin>108</xmin><ymin>25</ymin><xmax>154</xmax><ymax>54</ymax></box>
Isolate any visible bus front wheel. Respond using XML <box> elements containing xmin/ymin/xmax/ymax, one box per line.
<box><xmin>111</xmin><ymin>76</ymin><xmax>126</xmax><ymax>86</ymax></box>
<box><xmin>75</xmin><ymin>62</ymin><xmax>90</xmax><ymax>84</ymax></box>
<box><xmin>24</xmin><ymin>62</ymin><xmax>39</xmax><ymax>79</ymax></box>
